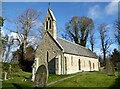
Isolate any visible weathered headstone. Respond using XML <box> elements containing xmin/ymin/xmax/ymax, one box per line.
<box><xmin>31</xmin><ymin>63</ymin><xmax>36</xmax><ymax>82</ymax></box>
<box><xmin>106</xmin><ymin>61</ymin><xmax>115</xmax><ymax>76</ymax></box>
<box><xmin>34</xmin><ymin>65</ymin><xmax>48</xmax><ymax>88</ymax></box>
<box><xmin>117</xmin><ymin>62</ymin><xmax>120</xmax><ymax>71</ymax></box>
<box><xmin>4</xmin><ymin>72</ymin><xmax>7</xmax><ymax>80</ymax></box>
<box><xmin>0</xmin><ymin>62</ymin><xmax>2</xmax><ymax>89</ymax></box>
<box><xmin>9</xmin><ymin>65</ymin><xmax>11</xmax><ymax>74</ymax></box>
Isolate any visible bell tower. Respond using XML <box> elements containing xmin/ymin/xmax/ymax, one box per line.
<box><xmin>44</xmin><ymin>8</ymin><xmax>57</xmax><ymax>39</ymax></box>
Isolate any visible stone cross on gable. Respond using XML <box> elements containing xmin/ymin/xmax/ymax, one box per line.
<box><xmin>48</xmin><ymin>2</ymin><xmax>51</xmax><ymax>8</ymax></box>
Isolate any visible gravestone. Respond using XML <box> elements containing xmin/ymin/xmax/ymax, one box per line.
<box><xmin>4</xmin><ymin>72</ymin><xmax>7</xmax><ymax>80</ymax></box>
<box><xmin>0</xmin><ymin>62</ymin><xmax>2</xmax><ymax>89</ymax></box>
<box><xmin>31</xmin><ymin>63</ymin><xmax>36</xmax><ymax>82</ymax></box>
<box><xmin>9</xmin><ymin>65</ymin><xmax>11</xmax><ymax>74</ymax></box>
<box><xmin>34</xmin><ymin>65</ymin><xmax>48</xmax><ymax>88</ymax></box>
<box><xmin>106</xmin><ymin>61</ymin><xmax>115</xmax><ymax>76</ymax></box>
<box><xmin>117</xmin><ymin>62</ymin><xmax>120</xmax><ymax>71</ymax></box>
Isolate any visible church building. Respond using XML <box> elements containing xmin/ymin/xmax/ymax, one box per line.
<box><xmin>32</xmin><ymin>8</ymin><xmax>99</xmax><ymax>80</ymax></box>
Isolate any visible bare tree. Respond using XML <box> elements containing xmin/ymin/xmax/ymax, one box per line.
<box><xmin>90</xmin><ymin>31</ymin><xmax>95</xmax><ymax>52</ymax></box>
<box><xmin>3</xmin><ymin>8</ymin><xmax>42</xmax><ymax>63</ymax></box>
<box><xmin>0</xmin><ymin>16</ymin><xmax>4</xmax><ymax>50</ymax></box>
<box><xmin>115</xmin><ymin>18</ymin><xmax>120</xmax><ymax>49</ymax></box>
<box><xmin>0</xmin><ymin>16</ymin><xmax>4</xmax><ymax>27</ymax></box>
<box><xmin>5</xmin><ymin>8</ymin><xmax>43</xmax><ymax>70</ymax></box>
<box><xmin>14</xmin><ymin>8</ymin><xmax>42</xmax><ymax>53</ymax></box>
<box><xmin>64</xmin><ymin>16</ymin><xmax>94</xmax><ymax>47</ymax></box>
<box><xmin>98</xmin><ymin>24</ymin><xmax>113</xmax><ymax>66</ymax></box>
<box><xmin>0</xmin><ymin>16</ymin><xmax>5</xmax><ymax>62</ymax></box>
<box><xmin>3</xmin><ymin>35</ymin><xmax>14</xmax><ymax>62</ymax></box>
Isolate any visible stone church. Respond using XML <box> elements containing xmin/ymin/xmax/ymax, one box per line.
<box><xmin>32</xmin><ymin>8</ymin><xmax>99</xmax><ymax>81</ymax></box>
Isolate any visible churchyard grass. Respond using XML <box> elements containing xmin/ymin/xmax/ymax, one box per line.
<box><xmin>2</xmin><ymin>71</ymin><xmax>75</xmax><ymax>88</ymax></box>
<box><xmin>48</xmin><ymin>73</ymin><xmax>77</xmax><ymax>83</ymax></box>
<box><xmin>2</xmin><ymin>71</ymin><xmax>120</xmax><ymax>88</ymax></box>
<box><xmin>2</xmin><ymin>71</ymin><xmax>33</xmax><ymax>89</ymax></box>
<box><xmin>48</xmin><ymin>71</ymin><xmax>120</xmax><ymax>88</ymax></box>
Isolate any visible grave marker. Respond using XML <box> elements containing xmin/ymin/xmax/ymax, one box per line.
<box><xmin>34</xmin><ymin>65</ymin><xmax>48</xmax><ymax>88</ymax></box>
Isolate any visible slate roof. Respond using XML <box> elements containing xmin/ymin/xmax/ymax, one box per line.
<box><xmin>57</xmin><ymin>37</ymin><xmax>98</xmax><ymax>58</ymax></box>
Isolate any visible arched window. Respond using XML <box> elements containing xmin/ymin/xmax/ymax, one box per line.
<box><xmin>46</xmin><ymin>21</ymin><xmax>48</xmax><ymax>30</ymax></box>
<box><xmin>49</xmin><ymin>20</ymin><xmax>51</xmax><ymax>29</ymax></box>
<box><xmin>93</xmin><ymin>63</ymin><xmax>95</xmax><ymax>69</ymax></box>
<box><xmin>89</xmin><ymin>61</ymin><xmax>91</xmax><ymax>71</ymax></box>
<box><xmin>65</xmin><ymin>57</ymin><xmax>67</xmax><ymax>72</ymax></box>
<box><xmin>79</xmin><ymin>59</ymin><xmax>81</xmax><ymax>70</ymax></box>
<box><xmin>56</xmin><ymin>58</ymin><xmax>59</xmax><ymax>70</ymax></box>
<box><xmin>71</xmin><ymin>56</ymin><xmax>73</xmax><ymax>66</ymax></box>
<box><xmin>84</xmin><ymin>61</ymin><xmax>85</xmax><ymax>67</ymax></box>
<box><xmin>47</xmin><ymin>51</ymin><xmax>49</xmax><ymax>62</ymax></box>
<box><xmin>64</xmin><ymin>57</ymin><xmax>66</xmax><ymax>60</ymax></box>
<box><xmin>48</xmin><ymin>17</ymin><xmax>50</xmax><ymax>20</ymax></box>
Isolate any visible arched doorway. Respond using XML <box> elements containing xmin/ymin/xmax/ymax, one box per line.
<box><xmin>34</xmin><ymin>65</ymin><xmax>48</xmax><ymax>88</ymax></box>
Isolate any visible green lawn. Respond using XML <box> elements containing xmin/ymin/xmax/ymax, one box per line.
<box><xmin>2</xmin><ymin>72</ymin><xmax>33</xmax><ymax>89</ymax></box>
<box><xmin>2</xmin><ymin>71</ymin><xmax>75</xmax><ymax>88</ymax></box>
<box><xmin>48</xmin><ymin>71</ymin><xmax>120</xmax><ymax>88</ymax></box>
<box><xmin>2</xmin><ymin>71</ymin><xmax>120</xmax><ymax>88</ymax></box>
<box><xmin>48</xmin><ymin>73</ymin><xmax>77</xmax><ymax>83</ymax></box>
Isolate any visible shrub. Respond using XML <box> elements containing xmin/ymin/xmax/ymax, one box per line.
<box><xmin>2</xmin><ymin>62</ymin><xmax>22</xmax><ymax>73</ymax></box>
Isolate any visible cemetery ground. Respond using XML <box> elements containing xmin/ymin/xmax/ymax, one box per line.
<box><xmin>1</xmin><ymin>63</ymin><xmax>120</xmax><ymax>88</ymax></box>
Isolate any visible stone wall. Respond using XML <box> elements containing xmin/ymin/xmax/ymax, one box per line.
<box><xmin>63</xmin><ymin>53</ymin><xmax>99</xmax><ymax>74</ymax></box>
<box><xmin>33</xmin><ymin>32</ymin><xmax>99</xmax><ymax>77</ymax></box>
<box><xmin>35</xmin><ymin>32</ymin><xmax>62</xmax><ymax>73</ymax></box>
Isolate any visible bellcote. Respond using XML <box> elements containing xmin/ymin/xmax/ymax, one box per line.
<box><xmin>44</xmin><ymin>8</ymin><xmax>57</xmax><ymax>39</ymax></box>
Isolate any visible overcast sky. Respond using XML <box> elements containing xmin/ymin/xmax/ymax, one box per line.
<box><xmin>1</xmin><ymin>2</ymin><xmax>119</xmax><ymax>56</ymax></box>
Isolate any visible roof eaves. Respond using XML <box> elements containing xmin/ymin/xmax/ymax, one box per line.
<box><xmin>63</xmin><ymin>52</ymin><xmax>98</xmax><ymax>59</ymax></box>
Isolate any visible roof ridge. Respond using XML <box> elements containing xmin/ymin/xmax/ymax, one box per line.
<box><xmin>57</xmin><ymin>37</ymin><xmax>89</xmax><ymax>50</ymax></box>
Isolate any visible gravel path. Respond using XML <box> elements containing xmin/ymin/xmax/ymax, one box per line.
<box><xmin>47</xmin><ymin>73</ymin><xmax>80</xmax><ymax>86</ymax></box>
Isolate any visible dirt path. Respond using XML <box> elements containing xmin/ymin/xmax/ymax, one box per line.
<box><xmin>47</xmin><ymin>73</ymin><xmax>81</xmax><ymax>86</ymax></box>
